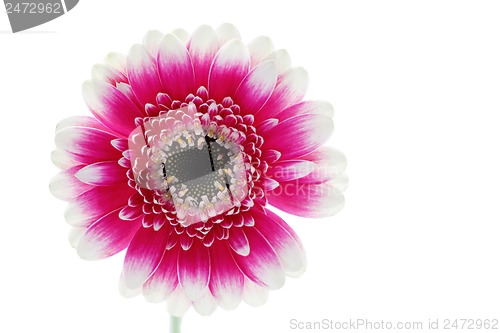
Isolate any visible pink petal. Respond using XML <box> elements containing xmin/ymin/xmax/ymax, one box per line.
<box><xmin>65</xmin><ymin>184</ymin><xmax>134</xmax><ymax>227</ymax></box>
<box><xmin>259</xmin><ymin>177</ymin><xmax>280</xmax><ymax>191</ymax></box>
<box><xmin>68</xmin><ymin>227</ymin><xmax>86</xmax><ymax>249</ymax></box>
<box><xmin>50</xmin><ymin>165</ymin><xmax>93</xmax><ymax>201</ymax></box>
<box><xmin>260</xmin><ymin>149</ymin><xmax>281</xmax><ymax>164</ymax></box>
<box><xmin>91</xmin><ymin>63</ymin><xmax>128</xmax><ymax>86</ymax></box>
<box><xmin>193</xmin><ymin>290</ymin><xmax>217</xmax><ymax>316</ymax></box>
<box><xmin>82</xmin><ymin>80</ymin><xmax>144</xmax><ymax>138</ymax></box>
<box><xmin>215</xmin><ymin>23</ymin><xmax>241</xmax><ymax>45</ymax></box>
<box><xmin>242</xmin><ymin>276</ymin><xmax>269</xmax><ymax>306</ymax></box>
<box><xmin>254</xmin><ymin>67</ymin><xmax>309</xmax><ymax>122</ymax></box>
<box><xmin>178</xmin><ymin>239</ymin><xmax>210</xmax><ymax>301</ymax></box>
<box><xmin>266</xmin><ymin>160</ymin><xmax>317</xmax><ymax>182</ymax></box>
<box><xmin>51</xmin><ymin>149</ymin><xmax>81</xmax><ymax>170</ymax></box>
<box><xmin>55</xmin><ymin>116</ymin><xmax>113</xmax><ymax>134</ymax></box>
<box><xmin>75</xmin><ymin>161</ymin><xmax>127</xmax><ymax>186</ymax></box>
<box><xmin>143</xmin><ymin>245</ymin><xmax>180</xmax><ymax>303</ymax></box>
<box><xmin>77</xmin><ymin>207</ymin><xmax>142</xmax><ymax>260</ymax></box>
<box><xmin>299</xmin><ymin>147</ymin><xmax>347</xmax><ymax>184</ymax></box>
<box><xmin>274</xmin><ymin>100</ymin><xmax>334</xmax><ymax>122</ymax></box>
<box><xmin>228</xmin><ymin>227</ymin><xmax>250</xmax><ymax>256</ymax></box>
<box><xmin>122</xmin><ymin>225</ymin><xmax>171</xmax><ymax>289</ymax></box>
<box><xmin>171</xmin><ymin>28</ymin><xmax>189</xmax><ymax>44</ymax></box>
<box><xmin>118</xmin><ymin>273</ymin><xmax>142</xmax><ymax>298</ymax></box>
<box><xmin>262</xmin><ymin>114</ymin><xmax>333</xmax><ymax>160</ymax></box>
<box><xmin>247</xmin><ymin>36</ymin><xmax>274</xmax><ymax>68</ymax></box>
<box><xmin>208</xmin><ymin>39</ymin><xmax>250</xmax><ymax>102</ymax></box>
<box><xmin>103</xmin><ymin>52</ymin><xmax>127</xmax><ymax>73</ymax></box>
<box><xmin>167</xmin><ymin>284</ymin><xmax>191</xmax><ymax>317</ymax></box>
<box><xmin>255</xmin><ymin>118</ymin><xmax>279</xmax><ymax>134</ymax></box>
<box><xmin>116</xmin><ymin>82</ymin><xmax>145</xmax><ymax>111</ymax></box>
<box><xmin>157</xmin><ymin>34</ymin><xmax>196</xmax><ymax>101</ymax></box>
<box><xmin>265</xmin><ymin>209</ymin><xmax>303</xmax><ymax>246</ymax></box>
<box><xmin>252</xmin><ymin>209</ymin><xmax>306</xmax><ymax>277</ymax></box>
<box><xmin>55</xmin><ymin>126</ymin><xmax>123</xmax><ymax>164</ymax></box>
<box><xmin>268</xmin><ymin>181</ymin><xmax>345</xmax><ymax>218</ymax></box>
<box><xmin>142</xmin><ymin>30</ymin><xmax>163</xmax><ymax>56</ymax></box>
<box><xmin>209</xmin><ymin>241</ymin><xmax>244</xmax><ymax>310</ymax></box>
<box><xmin>110</xmin><ymin>138</ymin><xmax>128</xmax><ymax>152</ymax></box>
<box><xmin>263</xmin><ymin>49</ymin><xmax>292</xmax><ymax>75</ymax></box>
<box><xmin>234</xmin><ymin>60</ymin><xmax>277</xmax><ymax>115</ymax></box>
<box><xmin>187</xmin><ymin>25</ymin><xmax>220</xmax><ymax>89</ymax></box>
<box><xmin>126</xmin><ymin>44</ymin><xmax>164</xmax><ymax>106</ymax></box>
<box><xmin>232</xmin><ymin>227</ymin><xmax>285</xmax><ymax>289</ymax></box>
<box><xmin>119</xmin><ymin>205</ymin><xmax>144</xmax><ymax>221</ymax></box>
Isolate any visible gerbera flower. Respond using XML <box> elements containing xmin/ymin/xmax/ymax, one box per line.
<box><xmin>50</xmin><ymin>23</ymin><xmax>347</xmax><ymax>317</ymax></box>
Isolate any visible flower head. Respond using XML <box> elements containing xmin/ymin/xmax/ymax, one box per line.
<box><xmin>50</xmin><ymin>24</ymin><xmax>347</xmax><ymax>316</ymax></box>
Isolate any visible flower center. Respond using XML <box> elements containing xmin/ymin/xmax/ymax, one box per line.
<box><xmin>128</xmin><ymin>105</ymin><xmax>249</xmax><ymax>226</ymax></box>
<box><xmin>162</xmin><ymin>136</ymin><xmax>230</xmax><ymax>186</ymax></box>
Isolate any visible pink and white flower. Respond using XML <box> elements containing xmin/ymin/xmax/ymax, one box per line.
<box><xmin>50</xmin><ymin>23</ymin><xmax>347</xmax><ymax>316</ymax></box>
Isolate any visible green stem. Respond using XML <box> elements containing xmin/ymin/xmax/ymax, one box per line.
<box><xmin>170</xmin><ymin>316</ymin><xmax>182</xmax><ymax>333</ymax></box>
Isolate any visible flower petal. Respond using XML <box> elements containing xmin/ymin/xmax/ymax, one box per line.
<box><xmin>118</xmin><ymin>273</ymin><xmax>142</xmax><ymax>298</ymax></box>
<box><xmin>167</xmin><ymin>285</ymin><xmax>191</xmax><ymax>317</ymax></box>
<box><xmin>254</xmin><ymin>67</ymin><xmax>309</xmax><ymax>122</ymax></box>
<box><xmin>55</xmin><ymin>126</ymin><xmax>123</xmax><ymax>164</ymax></box>
<box><xmin>142</xmin><ymin>30</ymin><xmax>163</xmax><ymax>56</ymax></box>
<box><xmin>252</xmin><ymin>209</ymin><xmax>306</xmax><ymax>277</ymax></box>
<box><xmin>255</xmin><ymin>118</ymin><xmax>279</xmax><ymax>134</ymax></box>
<box><xmin>266</xmin><ymin>160</ymin><xmax>317</xmax><ymax>182</ymax></box>
<box><xmin>82</xmin><ymin>80</ymin><xmax>144</xmax><ymax>137</ymax></box>
<box><xmin>264</xmin><ymin>49</ymin><xmax>292</xmax><ymax>75</ymax></box>
<box><xmin>171</xmin><ymin>28</ymin><xmax>189</xmax><ymax>44</ymax></box>
<box><xmin>193</xmin><ymin>290</ymin><xmax>217</xmax><ymax>316</ymax></box>
<box><xmin>55</xmin><ymin>116</ymin><xmax>112</xmax><ymax>133</ymax></box>
<box><xmin>215</xmin><ymin>23</ymin><xmax>241</xmax><ymax>44</ymax></box>
<box><xmin>64</xmin><ymin>184</ymin><xmax>134</xmax><ymax>227</ymax></box>
<box><xmin>262</xmin><ymin>114</ymin><xmax>333</xmax><ymax>160</ymax></box>
<box><xmin>232</xmin><ymin>227</ymin><xmax>285</xmax><ymax>289</ymax></box>
<box><xmin>268</xmin><ymin>181</ymin><xmax>345</xmax><ymax>218</ymax></box>
<box><xmin>209</xmin><ymin>240</ymin><xmax>244</xmax><ymax>310</ymax></box>
<box><xmin>75</xmin><ymin>161</ymin><xmax>127</xmax><ymax>186</ymax></box>
<box><xmin>260</xmin><ymin>177</ymin><xmax>280</xmax><ymax>191</ymax></box>
<box><xmin>178</xmin><ymin>239</ymin><xmax>210</xmax><ymax>301</ymax></box>
<box><xmin>50</xmin><ymin>165</ymin><xmax>93</xmax><ymax>201</ymax></box>
<box><xmin>68</xmin><ymin>227</ymin><xmax>86</xmax><ymax>248</ymax></box>
<box><xmin>274</xmin><ymin>101</ymin><xmax>334</xmax><ymax>122</ymax></box>
<box><xmin>119</xmin><ymin>205</ymin><xmax>144</xmax><ymax>221</ymax></box>
<box><xmin>247</xmin><ymin>36</ymin><xmax>274</xmax><ymax>68</ymax></box>
<box><xmin>234</xmin><ymin>60</ymin><xmax>277</xmax><ymax>115</ymax></box>
<box><xmin>143</xmin><ymin>245</ymin><xmax>180</xmax><ymax>303</ymax></box>
<box><xmin>260</xmin><ymin>149</ymin><xmax>281</xmax><ymax>164</ymax></box>
<box><xmin>127</xmin><ymin>44</ymin><xmax>164</xmax><ymax>106</ymax></box>
<box><xmin>227</xmin><ymin>227</ymin><xmax>250</xmax><ymax>256</ymax></box>
<box><xmin>122</xmin><ymin>225</ymin><xmax>171</xmax><ymax>289</ymax></box>
<box><xmin>242</xmin><ymin>276</ymin><xmax>269</xmax><ymax>306</ymax></box>
<box><xmin>51</xmin><ymin>149</ymin><xmax>81</xmax><ymax>170</ymax></box>
<box><xmin>103</xmin><ymin>52</ymin><xmax>126</xmax><ymax>73</ymax></box>
<box><xmin>157</xmin><ymin>34</ymin><xmax>196</xmax><ymax>101</ymax></box>
<box><xmin>208</xmin><ymin>39</ymin><xmax>250</xmax><ymax>102</ymax></box>
<box><xmin>299</xmin><ymin>147</ymin><xmax>347</xmax><ymax>184</ymax></box>
<box><xmin>91</xmin><ymin>63</ymin><xmax>128</xmax><ymax>86</ymax></box>
<box><xmin>77</xmin><ymin>207</ymin><xmax>141</xmax><ymax>260</ymax></box>
<box><xmin>187</xmin><ymin>25</ymin><xmax>220</xmax><ymax>89</ymax></box>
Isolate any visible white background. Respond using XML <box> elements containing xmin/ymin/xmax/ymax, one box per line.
<box><xmin>1</xmin><ymin>1</ymin><xmax>499</xmax><ymax>332</ymax></box>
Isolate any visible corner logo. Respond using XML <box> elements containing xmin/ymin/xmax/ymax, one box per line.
<box><xmin>4</xmin><ymin>0</ymin><xmax>78</xmax><ymax>33</ymax></box>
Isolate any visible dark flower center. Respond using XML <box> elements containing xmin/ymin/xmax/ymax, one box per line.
<box><xmin>162</xmin><ymin>136</ymin><xmax>232</xmax><ymax>203</ymax></box>
<box><xmin>127</xmin><ymin>105</ymin><xmax>250</xmax><ymax>225</ymax></box>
